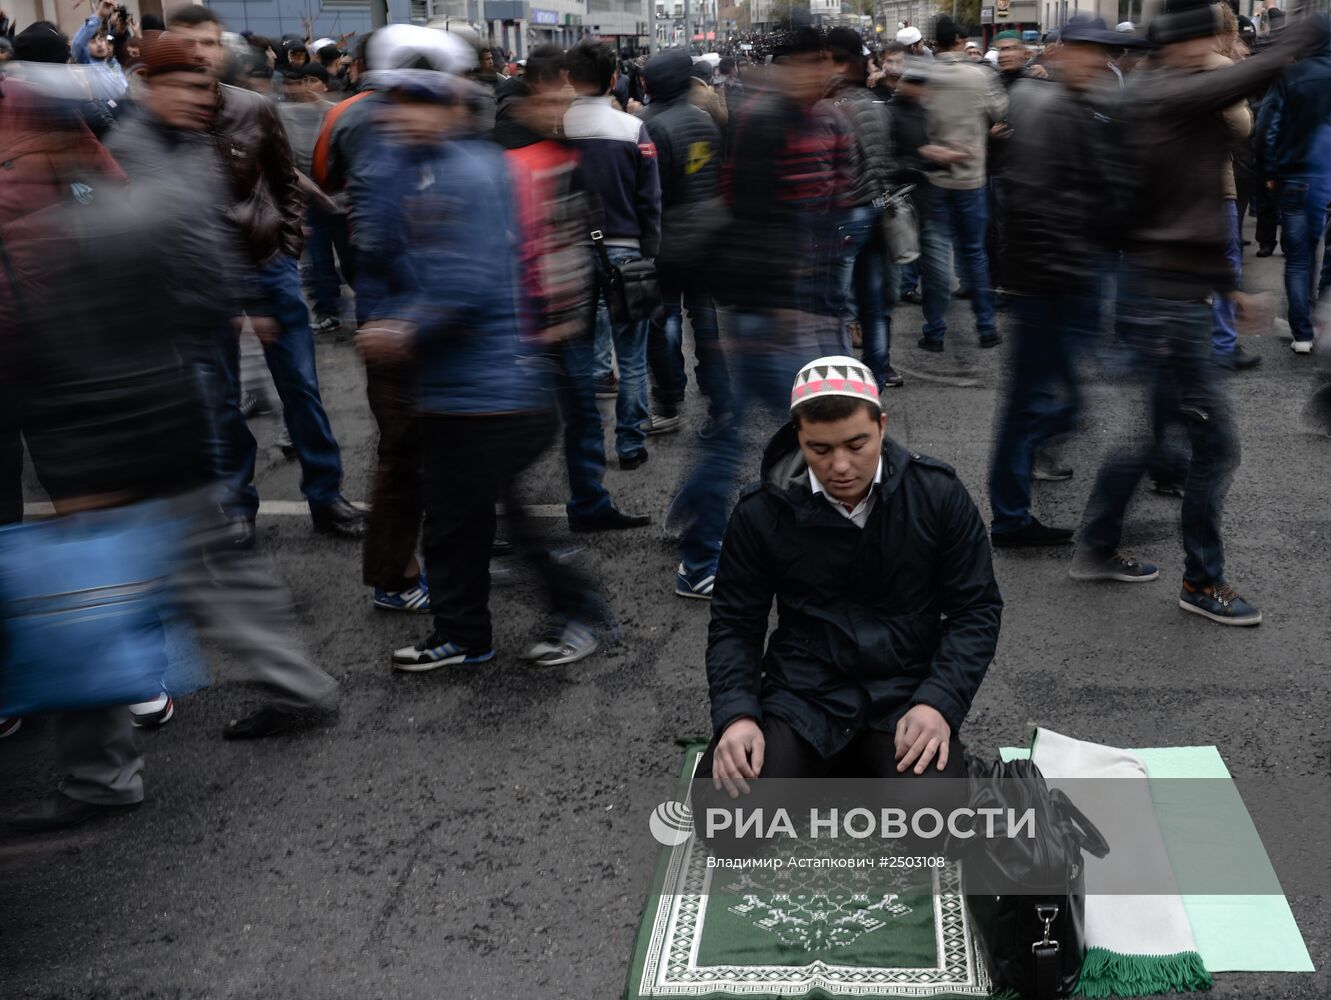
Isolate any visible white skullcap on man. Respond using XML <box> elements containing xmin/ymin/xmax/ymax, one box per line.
<box><xmin>366</xmin><ymin>24</ymin><xmax>477</xmax><ymax>98</ymax></box>
<box><xmin>896</xmin><ymin>26</ymin><xmax>923</xmax><ymax>45</ymax></box>
<box><xmin>790</xmin><ymin>356</ymin><xmax>882</xmax><ymax>413</ymax></box>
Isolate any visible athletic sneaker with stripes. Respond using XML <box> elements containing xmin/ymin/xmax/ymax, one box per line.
<box><xmin>373</xmin><ymin>574</ymin><xmax>432</xmax><ymax>613</ymax></box>
<box><xmin>391</xmin><ymin>634</ymin><xmax>496</xmax><ymax>672</ymax></box>
<box><xmin>675</xmin><ymin>563</ymin><xmax>715</xmax><ymax>600</ymax></box>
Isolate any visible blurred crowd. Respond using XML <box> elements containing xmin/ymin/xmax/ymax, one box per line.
<box><xmin>2</xmin><ymin>0</ymin><xmax>1331</xmax><ymax>829</ymax></box>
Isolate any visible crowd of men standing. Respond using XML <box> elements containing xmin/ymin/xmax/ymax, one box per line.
<box><xmin>2</xmin><ymin>0</ymin><xmax>1331</xmax><ymax>829</ymax></box>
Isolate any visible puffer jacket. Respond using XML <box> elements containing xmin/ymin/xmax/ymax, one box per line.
<box><xmin>815</xmin><ymin>77</ymin><xmax>894</xmax><ymax>208</ymax></box>
<box><xmin>706</xmin><ymin>425</ymin><xmax>1001</xmax><ymax>758</ymax></box>
<box><xmin>212</xmin><ymin>83</ymin><xmax>303</xmax><ymax>265</ymax></box>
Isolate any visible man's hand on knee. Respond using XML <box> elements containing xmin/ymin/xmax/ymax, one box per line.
<box><xmin>894</xmin><ymin>705</ymin><xmax>951</xmax><ymax>775</ymax></box>
<box><xmin>713</xmin><ymin>717</ymin><xmax>764</xmax><ymax>799</ymax></box>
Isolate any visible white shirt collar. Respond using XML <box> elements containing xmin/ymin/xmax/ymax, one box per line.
<box><xmin>808</xmin><ymin>457</ymin><xmax>884</xmax><ymax>526</ymax></box>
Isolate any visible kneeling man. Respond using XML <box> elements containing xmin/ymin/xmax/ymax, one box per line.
<box><xmin>701</xmin><ymin>356</ymin><xmax>1002</xmax><ymax>796</ymax></box>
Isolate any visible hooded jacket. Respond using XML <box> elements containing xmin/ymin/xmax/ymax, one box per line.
<box><xmin>1258</xmin><ymin>27</ymin><xmax>1331</xmax><ymax>179</ymax></box>
<box><xmin>706</xmin><ymin>426</ymin><xmax>1001</xmax><ymax>758</ymax></box>
<box><xmin>639</xmin><ymin>50</ymin><xmax>723</xmax><ymax>269</ymax></box>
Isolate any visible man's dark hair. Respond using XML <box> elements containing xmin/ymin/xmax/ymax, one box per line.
<box><xmin>884</xmin><ymin>41</ymin><xmax>908</xmax><ymax>55</ymax></box>
<box><xmin>525</xmin><ymin>42</ymin><xmax>566</xmax><ymax>87</ymax></box>
<box><xmin>825</xmin><ymin>26</ymin><xmax>867</xmax><ymax>64</ymax></box>
<box><xmin>140</xmin><ymin>12</ymin><xmax>164</xmax><ymax>31</ymax></box>
<box><xmin>566</xmin><ymin>41</ymin><xmax>616</xmax><ymax>94</ymax></box>
<box><xmin>719</xmin><ymin>56</ymin><xmax>735</xmax><ymax>74</ymax></box>
<box><xmin>317</xmin><ymin>43</ymin><xmax>341</xmax><ymax>67</ymax></box>
<box><xmin>791</xmin><ymin>396</ymin><xmax>882</xmax><ymax>430</ymax></box>
<box><xmin>165</xmin><ymin>4</ymin><xmax>221</xmax><ymax>28</ymax></box>
<box><xmin>934</xmin><ymin>15</ymin><xmax>962</xmax><ymax>51</ymax></box>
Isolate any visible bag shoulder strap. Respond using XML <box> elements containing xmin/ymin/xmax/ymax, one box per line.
<box><xmin>1032</xmin><ymin>902</ymin><xmax>1062</xmax><ymax>1000</ymax></box>
<box><xmin>589</xmin><ymin>229</ymin><xmax>616</xmax><ymax>272</ymax></box>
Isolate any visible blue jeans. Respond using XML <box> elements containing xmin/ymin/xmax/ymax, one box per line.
<box><xmin>1210</xmin><ymin>201</ymin><xmax>1241</xmax><ymax>356</ymax></box>
<box><xmin>920</xmin><ymin>186</ymin><xmax>996</xmax><ymax>343</ymax></box>
<box><xmin>1320</xmin><ymin>212</ymin><xmax>1331</xmax><ymax>296</ymax></box>
<box><xmin>1279</xmin><ymin>178</ymin><xmax>1331</xmax><ymax>344</ymax></box>
<box><xmin>548</xmin><ymin>334</ymin><xmax>613</xmax><ymax>520</ymax></box>
<box><xmin>588</xmin><ymin>244</ymin><xmax>649</xmax><ymax>458</ymax></box>
<box><xmin>988</xmin><ymin>294</ymin><xmax>1093</xmax><ymax>535</ymax></box>
<box><xmin>854</xmin><ymin>217</ymin><xmax>894</xmax><ymax>387</ymax></box>
<box><xmin>648</xmin><ymin>266</ymin><xmax>732</xmax><ymax>417</ymax></box>
<box><xmin>899</xmin><ymin>259</ymin><xmax>920</xmax><ymax>297</ymax></box>
<box><xmin>1082</xmin><ymin>290</ymin><xmax>1240</xmax><ymax>587</ymax></box>
<box><xmin>677</xmin><ymin>311</ymin><xmax>814</xmax><ymax>577</ymax></box>
<box><xmin>222</xmin><ymin>255</ymin><xmax>344</xmax><ymax>518</ymax></box>
<box><xmin>302</xmin><ymin>206</ymin><xmax>352</xmax><ymax>319</ymax></box>
<box><xmin>827</xmin><ymin>205</ymin><xmax>876</xmax><ymax>322</ymax></box>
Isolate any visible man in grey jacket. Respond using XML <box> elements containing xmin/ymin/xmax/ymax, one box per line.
<box><xmin>916</xmin><ymin>16</ymin><xmax>1007</xmax><ymax>353</ymax></box>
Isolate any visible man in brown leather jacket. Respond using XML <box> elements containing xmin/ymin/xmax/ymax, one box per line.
<box><xmin>167</xmin><ymin>5</ymin><xmax>366</xmax><ymax>549</ymax></box>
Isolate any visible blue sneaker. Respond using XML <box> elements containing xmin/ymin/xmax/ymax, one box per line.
<box><xmin>374</xmin><ymin>575</ymin><xmax>431</xmax><ymax>613</ymax></box>
<box><xmin>1179</xmin><ymin>581</ymin><xmax>1262</xmax><ymax>627</ymax></box>
<box><xmin>391</xmin><ymin>633</ymin><xmax>495</xmax><ymax>672</ymax></box>
<box><xmin>675</xmin><ymin>563</ymin><xmax>715</xmax><ymax>601</ymax></box>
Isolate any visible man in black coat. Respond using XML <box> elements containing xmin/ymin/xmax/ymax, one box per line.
<box><xmin>699</xmin><ymin>355</ymin><xmax>1001</xmax><ymax>796</ymax></box>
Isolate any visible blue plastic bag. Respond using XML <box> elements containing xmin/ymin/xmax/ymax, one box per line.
<box><xmin>0</xmin><ymin>500</ymin><xmax>189</xmax><ymax>716</ymax></box>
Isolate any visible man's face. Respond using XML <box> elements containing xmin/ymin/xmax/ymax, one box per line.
<box><xmin>965</xmin><ymin>46</ymin><xmax>982</xmax><ymax>61</ymax></box>
<box><xmin>146</xmin><ymin>70</ymin><xmax>216</xmax><ymax>130</ymax></box>
<box><xmin>289</xmin><ymin>48</ymin><xmax>308</xmax><ymax>67</ymax></box>
<box><xmin>882</xmin><ymin>51</ymin><xmax>905</xmax><ymax>79</ymax></box>
<box><xmin>1058</xmin><ymin>40</ymin><xmax>1109</xmax><ymax>89</ymax></box>
<box><xmin>90</xmin><ymin>34</ymin><xmax>113</xmax><ymax>60</ymax></box>
<box><xmin>169</xmin><ymin>21</ymin><xmax>225</xmax><ymax>78</ymax></box>
<box><xmin>516</xmin><ymin>84</ymin><xmax>571</xmax><ymax>136</ymax></box>
<box><xmin>781</xmin><ymin>50</ymin><xmax>831</xmax><ymax>104</ymax></box>
<box><xmin>381</xmin><ymin>93</ymin><xmax>465</xmax><ymax>145</ymax></box>
<box><xmin>796</xmin><ymin>407</ymin><xmax>886</xmax><ymax>507</ymax></box>
<box><xmin>1162</xmin><ymin>33</ymin><xmax>1221</xmax><ymax>70</ymax></box>
<box><xmin>996</xmin><ymin>39</ymin><xmax>1026</xmax><ymax>72</ymax></box>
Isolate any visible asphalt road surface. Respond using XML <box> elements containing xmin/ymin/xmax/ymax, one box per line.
<box><xmin>3</xmin><ymin>239</ymin><xmax>1329</xmax><ymax>999</ymax></box>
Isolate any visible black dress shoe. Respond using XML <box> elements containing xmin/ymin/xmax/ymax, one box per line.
<box><xmin>1230</xmin><ymin>346</ymin><xmax>1263</xmax><ymax>371</ymax></box>
<box><xmin>222</xmin><ymin>705</ymin><xmax>339</xmax><ymax>740</ymax></box>
<box><xmin>225</xmin><ymin>517</ymin><xmax>256</xmax><ymax>550</ymax></box>
<box><xmin>900</xmin><ymin>289</ymin><xmax>923</xmax><ymax>305</ymax></box>
<box><xmin>568</xmin><ymin>505</ymin><xmax>652</xmax><ymax>532</ymax></box>
<box><xmin>311</xmin><ymin>497</ymin><xmax>368</xmax><ymax>538</ymax></box>
<box><xmin>10</xmin><ymin>792</ymin><xmax>140</xmax><ymax>833</ymax></box>
<box><xmin>491</xmin><ymin>538</ymin><xmax>515</xmax><ymax>556</ymax></box>
<box><xmin>1255</xmin><ymin>244</ymin><xmax>1276</xmax><ymax>258</ymax></box>
<box><xmin>979</xmin><ymin>333</ymin><xmax>1003</xmax><ymax>349</ymax></box>
<box><xmin>619</xmin><ymin>449</ymin><xmax>649</xmax><ymax>471</ymax></box>
<box><xmin>916</xmin><ymin>337</ymin><xmax>944</xmax><ymax>353</ymax></box>
<box><xmin>990</xmin><ymin>518</ymin><xmax>1075</xmax><ymax>548</ymax></box>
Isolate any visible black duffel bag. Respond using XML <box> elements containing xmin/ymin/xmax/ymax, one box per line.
<box><xmin>591</xmin><ymin>229</ymin><xmax>662</xmax><ymax>324</ymax></box>
<box><xmin>947</xmin><ymin>757</ymin><xmax>1110</xmax><ymax>1000</ymax></box>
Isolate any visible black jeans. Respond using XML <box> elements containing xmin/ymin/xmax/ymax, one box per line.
<box><xmin>420</xmin><ymin>409</ymin><xmax>597</xmax><ymax>649</ymax></box>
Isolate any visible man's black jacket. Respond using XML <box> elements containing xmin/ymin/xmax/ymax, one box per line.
<box><xmin>706</xmin><ymin>426</ymin><xmax>1002</xmax><ymax>758</ymax></box>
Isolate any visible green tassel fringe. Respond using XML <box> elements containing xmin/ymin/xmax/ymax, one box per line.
<box><xmin>1075</xmin><ymin>947</ymin><xmax>1213</xmax><ymax>998</ymax></box>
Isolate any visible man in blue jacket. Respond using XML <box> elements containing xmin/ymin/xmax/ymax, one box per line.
<box><xmin>1258</xmin><ymin>27</ymin><xmax>1331</xmax><ymax>354</ymax></box>
<box><xmin>353</xmin><ymin>27</ymin><xmax>607</xmax><ymax>672</ymax></box>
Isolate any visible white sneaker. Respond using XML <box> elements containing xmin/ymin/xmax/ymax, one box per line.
<box><xmin>129</xmin><ymin>691</ymin><xmax>175</xmax><ymax>729</ymax></box>
<box><xmin>1291</xmin><ymin>339</ymin><xmax>1314</xmax><ymax>354</ymax></box>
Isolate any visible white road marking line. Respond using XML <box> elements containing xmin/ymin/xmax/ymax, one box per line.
<box><xmin>21</xmin><ymin>501</ymin><xmax>569</xmax><ymax>519</ymax></box>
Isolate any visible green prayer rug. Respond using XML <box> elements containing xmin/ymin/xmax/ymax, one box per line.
<box><xmin>624</xmin><ymin>747</ymin><xmax>1004</xmax><ymax>1000</ymax></box>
